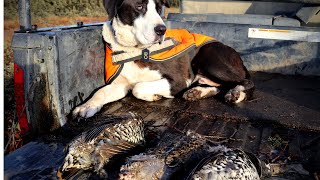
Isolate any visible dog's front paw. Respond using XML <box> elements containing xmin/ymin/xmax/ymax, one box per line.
<box><xmin>225</xmin><ymin>89</ymin><xmax>246</xmax><ymax>104</ymax></box>
<box><xmin>183</xmin><ymin>87</ymin><xmax>219</xmax><ymax>101</ymax></box>
<box><xmin>183</xmin><ymin>88</ymin><xmax>201</xmax><ymax>101</ymax></box>
<box><xmin>72</xmin><ymin>102</ymin><xmax>102</xmax><ymax>119</ymax></box>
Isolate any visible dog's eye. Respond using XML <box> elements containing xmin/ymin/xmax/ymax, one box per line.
<box><xmin>136</xmin><ymin>4</ymin><xmax>143</xmax><ymax>11</ymax></box>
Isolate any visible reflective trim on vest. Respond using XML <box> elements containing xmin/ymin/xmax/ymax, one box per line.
<box><xmin>104</xmin><ymin>29</ymin><xmax>216</xmax><ymax>84</ymax></box>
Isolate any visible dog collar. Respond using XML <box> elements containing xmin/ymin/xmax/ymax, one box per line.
<box><xmin>111</xmin><ymin>38</ymin><xmax>177</xmax><ymax>64</ymax></box>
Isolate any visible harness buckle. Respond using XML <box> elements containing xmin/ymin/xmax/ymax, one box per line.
<box><xmin>142</xmin><ymin>48</ymin><xmax>150</xmax><ymax>62</ymax></box>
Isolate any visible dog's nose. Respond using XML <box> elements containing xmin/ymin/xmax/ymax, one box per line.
<box><xmin>154</xmin><ymin>24</ymin><xmax>167</xmax><ymax>36</ymax></box>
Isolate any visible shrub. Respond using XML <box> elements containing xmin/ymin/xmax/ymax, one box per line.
<box><xmin>4</xmin><ymin>0</ymin><xmax>179</xmax><ymax>19</ymax></box>
<box><xmin>4</xmin><ymin>0</ymin><xmax>106</xmax><ymax>19</ymax></box>
<box><xmin>168</xmin><ymin>0</ymin><xmax>180</xmax><ymax>7</ymax></box>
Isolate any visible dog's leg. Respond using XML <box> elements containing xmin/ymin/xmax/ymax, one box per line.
<box><xmin>191</xmin><ymin>42</ymin><xmax>254</xmax><ymax>104</ymax></box>
<box><xmin>73</xmin><ymin>79</ymin><xmax>130</xmax><ymax>118</ymax></box>
<box><xmin>132</xmin><ymin>79</ymin><xmax>174</xmax><ymax>101</ymax></box>
<box><xmin>183</xmin><ymin>75</ymin><xmax>220</xmax><ymax>101</ymax></box>
<box><xmin>225</xmin><ymin>79</ymin><xmax>255</xmax><ymax>104</ymax></box>
<box><xmin>183</xmin><ymin>86</ymin><xmax>220</xmax><ymax>101</ymax></box>
<box><xmin>195</xmin><ymin>74</ymin><xmax>221</xmax><ymax>87</ymax></box>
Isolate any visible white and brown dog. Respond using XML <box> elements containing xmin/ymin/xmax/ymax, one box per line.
<box><xmin>73</xmin><ymin>0</ymin><xmax>254</xmax><ymax>118</ymax></box>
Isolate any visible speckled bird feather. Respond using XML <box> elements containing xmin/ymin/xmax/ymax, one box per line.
<box><xmin>58</xmin><ymin>113</ymin><xmax>145</xmax><ymax>179</ymax></box>
<box><xmin>119</xmin><ymin>130</ymin><xmax>209</xmax><ymax>180</ymax></box>
<box><xmin>190</xmin><ymin>148</ymin><xmax>261</xmax><ymax>180</ymax></box>
<box><xmin>119</xmin><ymin>130</ymin><xmax>267</xmax><ymax>180</ymax></box>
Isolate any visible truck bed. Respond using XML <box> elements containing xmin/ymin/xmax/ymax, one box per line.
<box><xmin>5</xmin><ymin>72</ymin><xmax>320</xmax><ymax>179</ymax></box>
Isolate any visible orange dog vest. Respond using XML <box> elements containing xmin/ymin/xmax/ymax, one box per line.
<box><xmin>105</xmin><ymin>29</ymin><xmax>215</xmax><ymax>84</ymax></box>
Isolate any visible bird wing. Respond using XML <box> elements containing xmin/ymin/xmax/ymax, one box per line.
<box><xmin>185</xmin><ymin>152</ymin><xmax>221</xmax><ymax>180</ymax></box>
<box><xmin>84</xmin><ymin>122</ymin><xmax>113</xmax><ymax>143</ymax></box>
<box><xmin>57</xmin><ymin>168</ymin><xmax>85</xmax><ymax>180</ymax></box>
<box><xmin>83</xmin><ymin>115</ymin><xmax>139</xmax><ymax>143</ymax></box>
<box><xmin>95</xmin><ymin>139</ymin><xmax>140</xmax><ymax>158</ymax></box>
<box><xmin>242</xmin><ymin>150</ymin><xmax>262</xmax><ymax>176</ymax></box>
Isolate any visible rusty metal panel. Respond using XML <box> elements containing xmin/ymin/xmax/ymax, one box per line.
<box><xmin>12</xmin><ymin>25</ymin><xmax>105</xmax><ymax>133</ymax></box>
<box><xmin>54</xmin><ymin>27</ymin><xmax>105</xmax><ymax>120</ymax></box>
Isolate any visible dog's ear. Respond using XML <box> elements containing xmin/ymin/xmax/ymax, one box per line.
<box><xmin>103</xmin><ymin>0</ymin><xmax>123</xmax><ymax>20</ymax></box>
<box><xmin>162</xmin><ymin>0</ymin><xmax>170</xmax><ymax>8</ymax></box>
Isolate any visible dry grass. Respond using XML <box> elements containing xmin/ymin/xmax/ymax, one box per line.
<box><xmin>4</xmin><ymin>16</ymin><xmax>107</xmax><ymax>40</ymax></box>
<box><xmin>165</xmin><ymin>7</ymin><xmax>180</xmax><ymax>15</ymax></box>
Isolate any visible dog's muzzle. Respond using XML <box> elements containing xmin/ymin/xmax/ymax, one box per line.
<box><xmin>154</xmin><ymin>24</ymin><xmax>167</xmax><ymax>36</ymax></box>
<box><xmin>154</xmin><ymin>24</ymin><xmax>166</xmax><ymax>44</ymax></box>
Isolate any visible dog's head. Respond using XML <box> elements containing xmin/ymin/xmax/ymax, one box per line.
<box><xmin>103</xmin><ymin>0</ymin><xmax>170</xmax><ymax>47</ymax></box>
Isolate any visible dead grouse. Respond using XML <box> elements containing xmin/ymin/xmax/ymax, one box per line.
<box><xmin>119</xmin><ymin>130</ymin><xmax>209</xmax><ymax>180</ymax></box>
<box><xmin>188</xmin><ymin>146</ymin><xmax>270</xmax><ymax>180</ymax></box>
<box><xmin>119</xmin><ymin>130</ymin><xmax>270</xmax><ymax>180</ymax></box>
<box><xmin>57</xmin><ymin>113</ymin><xmax>145</xmax><ymax>179</ymax></box>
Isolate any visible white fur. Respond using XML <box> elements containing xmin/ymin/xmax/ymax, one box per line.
<box><xmin>235</xmin><ymin>91</ymin><xmax>246</xmax><ymax>103</ymax></box>
<box><xmin>109</xmin><ymin>0</ymin><xmax>165</xmax><ymax>48</ymax></box>
<box><xmin>74</xmin><ymin>8</ymin><xmax>171</xmax><ymax>118</ymax></box>
<box><xmin>234</xmin><ymin>85</ymin><xmax>245</xmax><ymax>91</ymax></box>
<box><xmin>233</xmin><ymin>85</ymin><xmax>247</xmax><ymax>103</ymax></box>
<box><xmin>73</xmin><ymin>78</ymin><xmax>131</xmax><ymax>118</ymax></box>
<box><xmin>102</xmin><ymin>22</ymin><xmax>174</xmax><ymax>64</ymax></box>
<box><xmin>194</xmin><ymin>86</ymin><xmax>220</xmax><ymax>98</ymax></box>
<box><xmin>224</xmin><ymin>85</ymin><xmax>247</xmax><ymax>104</ymax></box>
<box><xmin>74</xmin><ymin>1</ymin><xmax>176</xmax><ymax>118</ymax></box>
<box><xmin>132</xmin><ymin>79</ymin><xmax>174</xmax><ymax>101</ymax></box>
<box><xmin>133</xmin><ymin>0</ymin><xmax>165</xmax><ymax>45</ymax></box>
<box><xmin>112</xmin><ymin>18</ymin><xmax>140</xmax><ymax>47</ymax></box>
<box><xmin>103</xmin><ymin>22</ymin><xmax>140</xmax><ymax>52</ymax></box>
<box><xmin>75</xmin><ymin>20</ymin><xmax>175</xmax><ymax>118</ymax></box>
<box><xmin>73</xmin><ymin>60</ymin><xmax>172</xmax><ymax>118</ymax></box>
<box><xmin>122</xmin><ymin>61</ymin><xmax>163</xmax><ymax>84</ymax></box>
<box><xmin>186</xmin><ymin>79</ymin><xmax>193</xmax><ymax>87</ymax></box>
<box><xmin>183</xmin><ymin>86</ymin><xmax>220</xmax><ymax>101</ymax></box>
<box><xmin>111</xmin><ymin>38</ymin><xmax>174</xmax><ymax>63</ymax></box>
<box><xmin>194</xmin><ymin>75</ymin><xmax>221</xmax><ymax>87</ymax></box>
